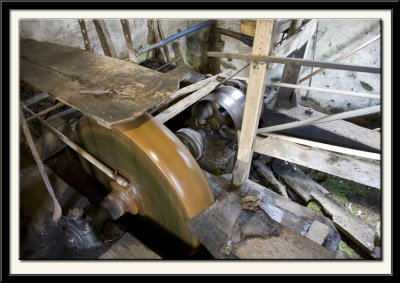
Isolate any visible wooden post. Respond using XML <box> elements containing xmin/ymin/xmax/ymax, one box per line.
<box><xmin>93</xmin><ymin>19</ymin><xmax>118</xmax><ymax>58</ymax></box>
<box><xmin>78</xmin><ymin>19</ymin><xmax>92</xmax><ymax>51</ymax></box>
<box><xmin>274</xmin><ymin>42</ymin><xmax>307</xmax><ymax>108</ymax></box>
<box><xmin>120</xmin><ymin>19</ymin><xmax>138</xmax><ymax>63</ymax></box>
<box><xmin>232</xmin><ymin>19</ymin><xmax>274</xmax><ymax>187</ymax></box>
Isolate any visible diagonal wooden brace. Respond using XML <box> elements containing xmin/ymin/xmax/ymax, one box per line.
<box><xmin>232</xmin><ymin>19</ymin><xmax>275</xmax><ymax>187</ymax></box>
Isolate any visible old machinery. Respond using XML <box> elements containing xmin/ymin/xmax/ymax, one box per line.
<box><xmin>75</xmin><ymin>113</ymin><xmax>214</xmax><ymax>248</ymax></box>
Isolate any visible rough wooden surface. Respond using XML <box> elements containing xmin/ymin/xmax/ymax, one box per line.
<box><xmin>99</xmin><ymin>232</ymin><xmax>162</xmax><ymax>259</ymax></box>
<box><xmin>272</xmin><ymin>160</ymin><xmax>331</xmax><ymax>202</ymax></box>
<box><xmin>311</xmin><ymin>191</ymin><xmax>376</xmax><ymax>253</ymax></box>
<box><xmin>231</xmin><ymin>225</ymin><xmax>335</xmax><ymax>259</ymax></box>
<box><xmin>203</xmin><ymin>172</ymin><xmax>341</xmax><ymax>253</ymax></box>
<box><xmin>20</xmin><ymin>39</ymin><xmax>179</xmax><ymax>128</ymax></box>
<box><xmin>256</xmin><ymin>136</ymin><xmax>381</xmax><ymax>189</ymax></box>
<box><xmin>306</xmin><ymin>221</ymin><xmax>331</xmax><ymax>245</ymax></box>
<box><xmin>253</xmin><ymin>160</ymin><xmax>289</xmax><ymax>198</ymax></box>
<box><xmin>233</xmin><ymin>19</ymin><xmax>274</xmax><ymax>186</ymax></box>
<box><xmin>93</xmin><ymin>19</ymin><xmax>117</xmax><ymax>58</ymax></box>
<box><xmin>262</xmin><ymin>103</ymin><xmax>381</xmax><ymax>153</ymax></box>
<box><xmin>154</xmin><ymin>80</ymin><xmax>220</xmax><ymax>123</ymax></box>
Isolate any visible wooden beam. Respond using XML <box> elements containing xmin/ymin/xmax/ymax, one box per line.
<box><xmin>148</xmin><ymin>73</ymin><xmax>222</xmax><ymax>115</ymax></box>
<box><xmin>271</xmin><ymin>20</ymin><xmax>317</xmax><ymax>69</ymax></box>
<box><xmin>154</xmin><ymin>80</ymin><xmax>221</xmax><ymax>124</ymax></box>
<box><xmin>77</xmin><ymin>19</ymin><xmax>92</xmax><ymax>51</ymax></box>
<box><xmin>93</xmin><ymin>19</ymin><xmax>118</xmax><ymax>58</ymax></box>
<box><xmin>254</xmin><ymin>135</ymin><xmax>381</xmax><ymax>189</ymax></box>
<box><xmin>232</xmin><ymin>19</ymin><xmax>274</xmax><ymax>187</ymax></box>
<box><xmin>275</xmin><ymin>42</ymin><xmax>307</xmax><ymax>108</ymax></box>
<box><xmin>120</xmin><ymin>19</ymin><xmax>137</xmax><ymax>63</ymax></box>
<box><xmin>311</xmin><ymin>191</ymin><xmax>376</xmax><ymax>254</ymax></box>
<box><xmin>207</xmin><ymin>51</ymin><xmax>381</xmax><ymax>74</ymax></box>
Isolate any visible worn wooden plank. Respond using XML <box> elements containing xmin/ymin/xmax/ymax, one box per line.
<box><xmin>203</xmin><ymin>172</ymin><xmax>341</xmax><ymax>253</ymax></box>
<box><xmin>305</xmin><ymin>220</ymin><xmax>331</xmax><ymax>245</ymax></box>
<box><xmin>253</xmin><ymin>160</ymin><xmax>289</xmax><ymax>198</ymax></box>
<box><xmin>231</xmin><ymin>225</ymin><xmax>335</xmax><ymax>259</ymax></box>
<box><xmin>20</xmin><ymin>39</ymin><xmax>179</xmax><ymax>128</ymax></box>
<box><xmin>311</xmin><ymin>191</ymin><xmax>376</xmax><ymax>253</ymax></box>
<box><xmin>272</xmin><ymin>159</ymin><xmax>331</xmax><ymax>202</ymax></box>
<box><xmin>120</xmin><ymin>19</ymin><xmax>137</xmax><ymax>63</ymax></box>
<box><xmin>154</xmin><ymin>80</ymin><xmax>220</xmax><ymax>123</ymax></box>
<box><xmin>78</xmin><ymin>19</ymin><xmax>92</xmax><ymax>51</ymax></box>
<box><xmin>232</xmin><ymin>19</ymin><xmax>274</xmax><ymax>187</ymax></box>
<box><xmin>99</xmin><ymin>232</ymin><xmax>162</xmax><ymax>259</ymax></box>
<box><xmin>240</xmin><ymin>20</ymin><xmax>257</xmax><ymax>37</ymax></box>
<box><xmin>264</xmin><ymin>133</ymin><xmax>380</xmax><ymax>160</ymax></box>
<box><xmin>93</xmin><ymin>19</ymin><xmax>117</xmax><ymax>58</ymax></box>
<box><xmin>261</xmin><ymin>104</ymin><xmax>381</xmax><ymax>153</ymax></box>
<box><xmin>148</xmin><ymin>74</ymin><xmax>221</xmax><ymax>114</ymax></box>
<box><xmin>255</xmin><ymin>136</ymin><xmax>381</xmax><ymax>189</ymax></box>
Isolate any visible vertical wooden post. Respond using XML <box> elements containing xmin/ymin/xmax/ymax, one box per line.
<box><xmin>232</xmin><ymin>19</ymin><xmax>274</xmax><ymax>187</ymax></box>
<box><xmin>93</xmin><ymin>19</ymin><xmax>118</xmax><ymax>58</ymax></box>
<box><xmin>120</xmin><ymin>19</ymin><xmax>138</xmax><ymax>63</ymax></box>
<box><xmin>274</xmin><ymin>42</ymin><xmax>307</xmax><ymax>108</ymax></box>
<box><xmin>78</xmin><ymin>19</ymin><xmax>92</xmax><ymax>51</ymax></box>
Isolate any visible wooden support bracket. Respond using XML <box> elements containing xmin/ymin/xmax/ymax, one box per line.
<box><xmin>232</xmin><ymin>19</ymin><xmax>274</xmax><ymax>187</ymax></box>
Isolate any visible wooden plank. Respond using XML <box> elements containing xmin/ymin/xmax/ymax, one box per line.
<box><xmin>255</xmin><ymin>135</ymin><xmax>381</xmax><ymax>189</ymax></box>
<box><xmin>207</xmin><ymin>51</ymin><xmax>381</xmax><ymax>74</ymax></box>
<box><xmin>93</xmin><ymin>19</ymin><xmax>117</xmax><ymax>58</ymax></box>
<box><xmin>203</xmin><ymin>172</ymin><xmax>341</xmax><ymax>253</ymax></box>
<box><xmin>154</xmin><ymin>80</ymin><xmax>220</xmax><ymax>123</ymax></box>
<box><xmin>120</xmin><ymin>19</ymin><xmax>137</xmax><ymax>63</ymax></box>
<box><xmin>264</xmin><ymin>133</ymin><xmax>381</xmax><ymax>160</ymax></box>
<box><xmin>232</xmin><ymin>19</ymin><xmax>274</xmax><ymax>187</ymax></box>
<box><xmin>77</xmin><ymin>19</ymin><xmax>92</xmax><ymax>51</ymax></box>
<box><xmin>26</xmin><ymin>101</ymin><xmax>64</xmax><ymax>122</ymax></box>
<box><xmin>261</xmin><ymin>104</ymin><xmax>381</xmax><ymax>153</ymax></box>
<box><xmin>253</xmin><ymin>160</ymin><xmax>289</xmax><ymax>198</ymax></box>
<box><xmin>272</xmin><ymin>159</ymin><xmax>331</xmax><ymax>202</ymax></box>
<box><xmin>311</xmin><ymin>191</ymin><xmax>376</xmax><ymax>253</ymax></box>
<box><xmin>148</xmin><ymin>74</ymin><xmax>221</xmax><ymax>114</ymax></box>
<box><xmin>99</xmin><ymin>233</ymin><xmax>162</xmax><ymax>259</ymax></box>
<box><xmin>231</xmin><ymin>225</ymin><xmax>335</xmax><ymax>259</ymax></box>
<box><xmin>306</xmin><ymin>221</ymin><xmax>331</xmax><ymax>245</ymax></box>
<box><xmin>240</xmin><ymin>20</ymin><xmax>257</xmax><ymax>37</ymax></box>
<box><xmin>20</xmin><ymin>39</ymin><xmax>179</xmax><ymax>128</ymax></box>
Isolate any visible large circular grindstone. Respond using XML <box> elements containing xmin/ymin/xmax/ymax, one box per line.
<box><xmin>75</xmin><ymin>113</ymin><xmax>214</xmax><ymax>248</ymax></box>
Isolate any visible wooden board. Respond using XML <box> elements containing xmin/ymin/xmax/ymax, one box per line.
<box><xmin>93</xmin><ymin>19</ymin><xmax>117</xmax><ymax>58</ymax></box>
<box><xmin>231</xmin><ymin>225</ymin><xmax>335</xmax><ymax>259</ymax></box>
<box><xmin>20</xmin><ymin>39</ymin><xmax>179</xmax><ymax>128</ymax></box>
<box><xmin>99</xmin><ymin>232</ymin><xmax>162</xmax><ymax>259</ymax></box>
<box><xmin>154</xmin><ymin>80</ymin><xmax>221</xmax><ymax>123</ymax></box>
<box><xmin>272</xmin><ymin>159</ymin><xmax>331</xmax><ymax>202</ymax></box>
<box><xmin>203</xmin><ymin>172</ymin><xmax>341</xmax><ymax>253</ymax></box>
<box><xmin>232</xmin><ymin>19</ymin><xmax>274</xmax><ymax>186</ymax></box>
<box><xmin>311</xmin><ymin>191</ymin><xmax>376</xmax><ymax>253</ymax></box>
<box><xmin>255</xmin><ymin>136</ymin><xmax>381</xmax><ymax>189</ymax></box>
<box><xmin>240</xmin><ymin>20</ymin><xmax>257</xmax><ymax>37</ymax></box>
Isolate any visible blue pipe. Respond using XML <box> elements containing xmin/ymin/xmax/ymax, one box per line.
<box><xmin>136</xmin><ymin>20</ymin><xmax>216</xmax><ymax>56</ymax></box>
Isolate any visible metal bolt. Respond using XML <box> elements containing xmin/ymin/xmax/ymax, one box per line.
<box><xmin>305</xmin><ymin>108</ymin><xmax>313</xmax><ymax>115</ymax></box>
